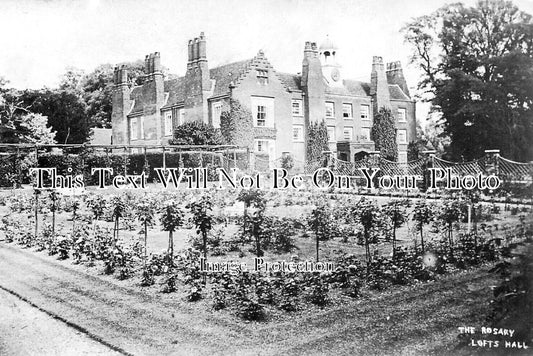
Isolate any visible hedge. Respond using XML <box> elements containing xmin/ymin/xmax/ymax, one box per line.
<box><xmin>0</xmin><ymin>151</ymin><xmax>247</xmax><ymax>188</ymax></box>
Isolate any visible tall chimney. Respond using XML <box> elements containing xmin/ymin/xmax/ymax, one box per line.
<box><xmin>370</xmin><ymin>56</ymin><xmax>391</xmax><ymax>111</ymax></box>
<box><xmin>119</xmin><ymin>65</ymin><xmax>128</xmax><ymax>84</ymax></box>
<box><xmin>198</xmin><ymin>32</ymin><xmax>207</xmax><ymax>60</ymax></box>
<box><xmin>153</xmin><ymin>52</ymin><xmax>161</xmax><ymax>73</ymax></box>
<box><xmin>187</xmin><ymin>39</ymin><xmax>194</xmax><ymax>69</ymax></box>
<box><xmin>193</xmin><ymin>38</ymin><xmax>200</xmax><ymax>63</ymax></box>
<box><xmin>144</xmin><ymin>55</ymin><xmax>150</xmax><ymax>75</ymax></box>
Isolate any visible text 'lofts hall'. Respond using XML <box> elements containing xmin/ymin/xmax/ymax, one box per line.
<box><xmin>111</xmin><ymin>32</ymin><xmax>416</xmax><ymax>163</ymax></box>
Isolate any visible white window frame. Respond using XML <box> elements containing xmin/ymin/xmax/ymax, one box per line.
<box><xmin>342</xmin><ymin>103</ymin><xmax>353</xmax><ymax>118</ymax></box>
<box><xmin>164</xmin><ymin>111</ymin><xmax>173</xmax><ymax>136</ymax></box>
<box><xmin>255</xmin><ymin>139</ymin><xmax>269</xmax><ymax>153</ymax></box>
<box><xmin>130</xmin><ymin>118</ymin><xmax>138</xmax><ymax>140</ymax></box>
<box><xmin>212</xmin><ymin>101</ymin><xmax>223</xmax><ymax>128</ymax></box>
<box><xmin>343</xmin><ymin>127</ymin><xmax>353</xmax><ymax>141</ymax></box>
<box><xmin>325</xmin><ymin>102</ymin><xmax>335</xmax><ymax>118</ymax></box>
<box><xmin>292</xmin><ymin>99</ymin><xmax>303</xmax><ymax>116</ymax></box>
<box><xmin>397</xmin><ymin>129</ymin><xmax>407</xmax><ymax>144</ymax></box>
<box><xmin>398</xmin><ymin>108</ymin><xmax>407</xmax><ymax>122</ymax></box>
<box><xmin>256</xmin><ymin>69</ymin><xmax>269</xmax><ymax>85</ymax></box>
<box><xmin>251</xmin><ymin>97</ymin><xmax>274</xmax><ymax>128</ymax></box>
<box><xmin>360</xmin><ymin>105</ymin><xmax>370</xmax><ymax>120</ymax></box>
<box><xmin>256</xmin><ymin>105</ymin><xmax>266</xmax><ymax>127</ymax></box>
<box><xmin>327</xmin><ymin>126</ymin><xmax>336</xmax><ymax>142</ymax></box>
<box><xmin>292</xmin><ymin>125</ymin><xmax>304</xmax><ymax>142</ymax></box>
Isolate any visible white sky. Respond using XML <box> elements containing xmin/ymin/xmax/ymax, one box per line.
<box><xmin>1</xmin><ymin>0</ymin><xmax>533</xmax><ymax>120</ymax></box>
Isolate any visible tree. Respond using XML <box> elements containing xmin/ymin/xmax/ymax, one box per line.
<box><xmin>351</xmin><ymin>199</ymin><xmax>382</xmax><ymax>273</ymax></box>
<box><xmin>81</xmin><ymin>64</ymin><xmax>114</xmax><ymax>129</ymax></box>
<box><xmin>438</xmin><ymin>200</ymin><xmax>465</xmax><ymax>258</ymax></box>
<box><xmin>19</xmin><ymin>88</ymin><xmax>90</xmax><ymax>144</ymax></box>
<box><xmin>59</xmin><ymin>67</ymin><xmax>85</xmax><ymax>93</ymax></box>
<box><xmin>307</xmin><ymin>201</ymin><xmax>332</xmax><ymax>262</ymax></box>
<box><xmin>135</xmin><ymin>200</ymin><xmax>156</xmax><ymax>285</ymax></box>
<box><xmin>237</xmin><ymin>189</ymin><xmax>266</xmax><ymax>257</ymax></box>
<box><xmin>403</xmin><ymin>0</ymin><xmax>533</xmax><ymax>161</ymax></box>
<box><xmin>81</xmin><ymin>60</ymin><xmax>146</xmax><ymax>128</ymax></box>
<box><xmin>382</xmin><ymin>200</ymin><xmax>409</xmax><ymax>257</ymax></box>
<box><xmin>371</xmin><ymin>107</ymin><xmax>398</xmax><ymax>161</ymax></box>
<box><xmin>189</xmin><ymin>196</ymin><xmax>213</xmax><ymax>263</ymax></box>
<box><xmin>18</xmin><ymin>113</ymin><xmax>56</xmax><ymax>144</ymax></box>
<box><xmin>220</xmin><ymin>99</ymin><xmax>253</xmax><ymax>147</ymax></box>
<box><xmin>412</xmin><ymin>200</ymin><xmax>434</xmax><ymax>252</ymax></box>
<box><xmin>159</xmin><ymin>200</ymin><xmax>185</xmax><ymax>266</ymax></box>
<box><xmin>307</xmin><ymin>119</ymin><xmax>329</xmax><ymax>163</ymax></box>
<box><xmin>110</xmin><ymin>195</ymin><xmax>126</xmax><ymax>247</ymax></box>
<box><xmin>170</xmin><ymin>121</ymin><xmax>223</xmax><ymax>145</ymax></box>
<box><xmin>0</xmin><ymin>79</ymin><xmax>56</xmax><ymax>144</ymax></box>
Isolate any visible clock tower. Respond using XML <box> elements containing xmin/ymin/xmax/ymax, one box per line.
<box><xmin>319</xmin><ymin>35</ymin><xmax>342</xmax><ymax>88</ymax></box>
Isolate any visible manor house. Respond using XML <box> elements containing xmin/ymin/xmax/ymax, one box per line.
<box><xmin>111</xmin><ymin>32</ymin><xmax>416</xmax><ymax>162</ymax></box>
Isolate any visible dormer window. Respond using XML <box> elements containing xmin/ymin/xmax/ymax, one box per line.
<box><xmin>256</xmin><ymin>69</ymin><xmax>269</xmax><ymax>85</ymax></box>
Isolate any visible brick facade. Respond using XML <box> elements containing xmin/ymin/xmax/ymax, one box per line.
<box><xmin>111</xmin><ymin>33</ymin><xmax>416</xmax><ymax>162</ymax></box>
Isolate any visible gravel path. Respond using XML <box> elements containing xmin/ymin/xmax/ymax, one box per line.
<box><xmin>0</xmin><ymin>287</ymin><xmax>121</xmax><ymax>356</ymax></box>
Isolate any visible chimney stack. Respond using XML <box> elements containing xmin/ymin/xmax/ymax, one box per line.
<box><xmin>370</xmin><ymin>56</ymin><xmax>391</xmax><ymax>111</ymax></box>
<box><xmin>153</xmin><ymin>52</ymin><xmax>161</xmax><ymax>73</ymax></box>
<box><xmin>193</xmin><ymin>38</ymin><xmax>200</xmax><ymax>63</ymax></box>
<box><xmin>144</xmin><ymin>55</ymin><xmax>150</xmax><ymax>75</ymax></box>
<box><xmin>183</xmin><ymin>32</ymin><xmax>211</xmax><ymax>123</ymax></box>
<box><xmin>187</xmin><ymin>40</ymin><xmax>194</xmax><ymax>69</ymax></box>
<box><xmin>386</xmin><ymin>61</ymin><xmax>410</xmax><ymax>97</ymax></box>
<box><xmin>198</xmin><ymin>32</ymin><xmax>207</xmax><ymax>60</ymax></box>
<box><xmin>113</xmin><ymin>65</ymin><xmax>128</xmax><ymax>86</ymax></box>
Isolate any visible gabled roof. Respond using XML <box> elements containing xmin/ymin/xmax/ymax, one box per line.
<box><xmin>210</xmin><ymin>59</ymin><xmax>253</xmax><ymax>97</ymax></box>
<box><xmin>129</xmin><ymin>86</ymin><xmax>145</xmax><ymax>114</ymax></box>
<box><xmin>127</xmin><ymin>56</ymin><xmax>412</xmax><ymax>116</ymax></box>
<box><xmin>277</xmin><ymin>73</ymin><xmax>302</xmax><ymax>92</ymax></box>
<box><xmin>388</xmin><ymin>84</ymin><xmax>411</xmax><ymax>101</ymax></box>
<box><xmin>162</xmin><ymin>77</ymin><xmax>186</xmax><ymax>109</ymax></box>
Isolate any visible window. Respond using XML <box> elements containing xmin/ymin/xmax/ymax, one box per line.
<box><xmin>256</xmin><ymin>69</ymin><xmax>268</xmax><ymax>85</ymax></box>
<box><xmin>327</xmin><ymin>126</ymin><xmax>336</xmax><ymax>142</ymax></box>
<box><xmin>251</xmin><ymin>97</ymin><xmax>274</xmax><ymax>127</ymax></box>
<box><xmin>343</xmin><ymin>127</ymin><xmax>353</xmax><ymax>141</ymax></box>
<box><xmin>293</xmin><ymin>125</ymin><xmax>304</xmax><ymax>142</ymax></box>
<box><xmin>325</xmin><ymin>102</ymin><xmax>335</xmax><ymax>118</ymax></box>
<box><xmin>130</xmin><ymin>118</ymin><xmax>137</xmax><ymax>140</ymax></box>
<box><xmin>140</xmin><ymin>117</ymin><xmax>144</xmax><ymax>139</ymax></box>
<box><xmin>360</xmin><ymin>105</ymin><xmax>370</xmax><ymax>120</ymax></box>
<box><xmin>292</xmin><ymin>100</ymin><xmax>303</xmax><ymax>116</ymax></box>
<box><xmin>397</xmin><ymin>129</ymin><xmax>407</xmax><ymax>144</ymax></box>
<box><xmin>164</xmin><ymin>111</ymin><xmax>172</xmax><ymax>136</ymax></box>
<box><xmin>212</xmin><ymin>101</ymin><xmax>223</xmax><ymax>128</ymax></box>
<box><xmin>397</xmin><ymin>108</ymin><xmax>407</xmax><ymax>122</ymax></box>
<box><xmin>256</xmin><ymin>140</ymin><xmax>269</xmax><ymax>153</ymax></box>
<box><xmin>342</xmin><ymin>103</ymin><xmax>353</xmax><ymax>118</ymax></box>
<box><xmin>360</xmin><ymin>127</ymin><xmax>370</xmax><ymax>141</ymax></box>
<box><xmin>256</xmin><ymin>105</ymin><xmax>266</xmax><ymax>126</ymax></box>
<box><xmin>399</xmin><ymin>152</ymin><xmax>408</xmax><ymax>163</ymax></box>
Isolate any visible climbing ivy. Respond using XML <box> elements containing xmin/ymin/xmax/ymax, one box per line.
<box><xmin>306</xmin><ymin>119</ymin><xmax>329</xmax><ymax>163</ymax></box>
<box><xmin>371</xmin><ymin>107</ymin><xmax>398</xmax><ymax>161</ymax></box>
<box><xmin>220</xmin><ymin>99</ymin><xmax>254</xmax><ymax>148</ymax></box>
